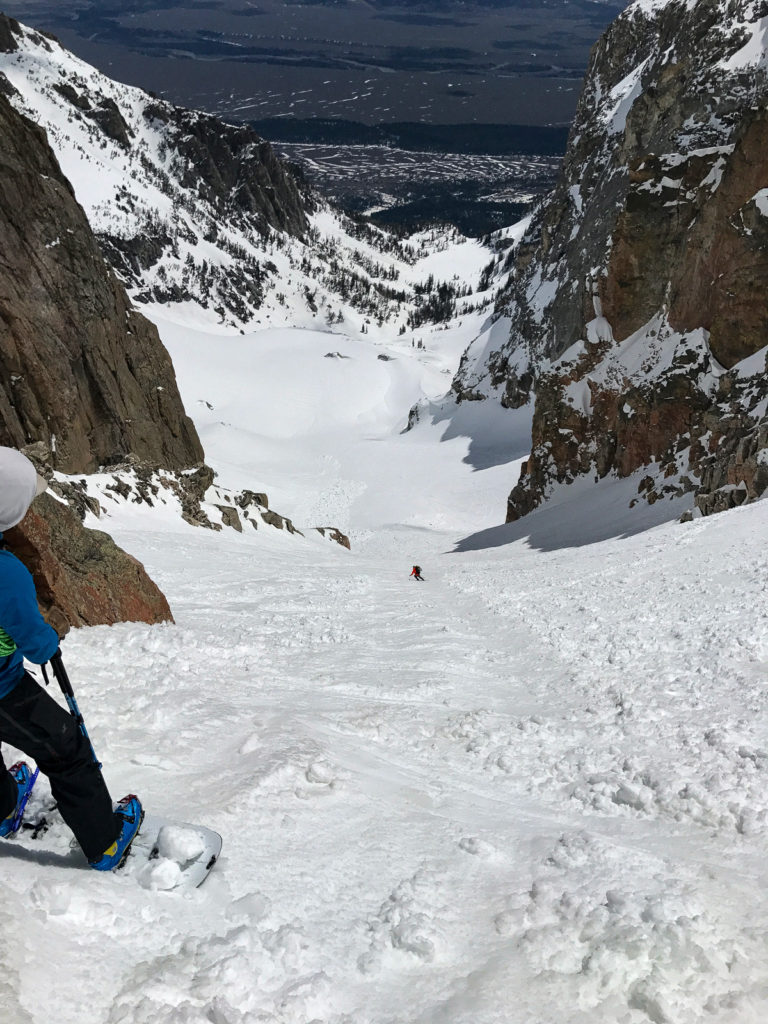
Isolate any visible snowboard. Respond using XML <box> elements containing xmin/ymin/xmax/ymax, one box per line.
<box><xmin>12</xmin><ymin>799</ymin><xmax>222</xmax><ymax>890</ymax></box>
<box><xmin>126</xmin><ymin>812</ymin><xmax>222</xmax><ymax>890</ymax></box>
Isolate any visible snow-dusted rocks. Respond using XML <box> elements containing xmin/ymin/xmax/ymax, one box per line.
<box><xmin>452</xmin><ymin>0</ymin><xmax>768</xmax><ymax>524</ymax></box>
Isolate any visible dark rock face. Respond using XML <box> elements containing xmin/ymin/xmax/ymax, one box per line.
<box><xmin>0</xmin><ymin>14</ymin><xmax>19</xmax><ymax>53</ymax></box>
<box><xmin>155</xmin><ymin>104</ymin><xmax>309</xmax><ymax>237</ymax></box>
<box><xmin>5</xmin><ymin>495</ymin><xmax>173</xmax><ymax>629</ymax></box>
<box><xmin>52</xmin><ymin>83</ymin><xmax>132</xmax><ymax>147</ymax></box>
<box><xmin>314</xmin><ymin>527</ymin><xmax>351</xmax><ymax>550</ymax></box>
<box><xmin>0</xmin><ymin>70</ymin><xmax>18</xmax><ymax>99</ymax></box>
<box><xmin>0</xmin><ymin>93</ymin><xmax>204</xmax><ymax>474</ymax></box>
<box><xmin>453</xmin><ymin>0</ymin><xmax>768</xmax><ymax>523</ymax></box>
<box><xmin>91</xmin><ymin>97</ymin><xmax>133</xmax><ymax>149</ymax></box>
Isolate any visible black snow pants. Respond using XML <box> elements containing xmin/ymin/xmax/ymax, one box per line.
<box><xmin>0</xmin><ymin>672</ymin><xmax>118</xmax><ymax>862</ymax></box>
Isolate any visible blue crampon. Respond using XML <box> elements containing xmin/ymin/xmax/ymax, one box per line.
<box><xmin>89</xmin><ymin>794</ymin><xmax>144</xmax><ymax>871</ymax></box>
<box><xmin>0</xmin><ymin>761</ymin><xmax>38</xmax><ymax>837</ymax></box>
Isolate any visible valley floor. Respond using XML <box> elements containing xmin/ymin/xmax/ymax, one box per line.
<box><xmin>3</xmin><ymin>310</ymin><xmax>768</xmax><ymax>1023</ymax></box>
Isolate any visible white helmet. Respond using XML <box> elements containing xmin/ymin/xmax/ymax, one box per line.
<box><xmin>0</xmin><ymin>447</ymin><xmax>47</xmax><ymax>532</ymax></box>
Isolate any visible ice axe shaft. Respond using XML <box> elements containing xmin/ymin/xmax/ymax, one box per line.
<box><xmin>48</xmin><ymin>650</ymin><xmax>102</xmax><ymax>768</ymax></box>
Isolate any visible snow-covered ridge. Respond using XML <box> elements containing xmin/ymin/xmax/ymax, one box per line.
<box><xmin>0</xmin><ymin>16</ymin><xmax>490</xmax><ymax>335</ymax></box>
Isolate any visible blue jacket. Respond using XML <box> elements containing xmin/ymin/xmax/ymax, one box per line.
<box><xmin>0</xmin><ymin>545</ymin><xmax>59</xmax><ymax>698</ymax></box>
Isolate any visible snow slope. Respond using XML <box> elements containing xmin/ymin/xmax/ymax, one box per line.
<box><xmin>3</xmin><ymin>297</ymin><xmax>768</xmax><ymax>1023</ymax></box>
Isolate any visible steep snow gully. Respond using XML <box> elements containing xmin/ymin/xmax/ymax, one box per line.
<box><xmin>6</xmin><ymin>497</ymin><xmax>768</xmax><ymax>1024</ymax></box>
<box><xmin>4</xmin><ymin>304</ymin><xmax>768</xmax><ymax>1023</ymax></box>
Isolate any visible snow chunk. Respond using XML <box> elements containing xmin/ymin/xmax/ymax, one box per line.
<box><xmin>138</xmin><ymin>857</ymin><xmax>183</xmax><ymax>891</ymax></box>
<box><xmin>155</xmin><ymin>824</ymin><xmax>207</xmax><ymax>863</ymax></box>
<box><xmin>753</xmin><ymin>188</ymin><xmax>768</xmax><ymax>217</ymax></box>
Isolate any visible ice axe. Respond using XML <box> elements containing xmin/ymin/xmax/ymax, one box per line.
<box><xmin>42</xmin><ymin>649</ymin><xmax>102</xmax><ymax>768</ymax></box>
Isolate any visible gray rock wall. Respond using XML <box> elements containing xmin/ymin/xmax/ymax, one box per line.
<box><xmin>451</xmin><ymin>0</ymin><xmax>768</xmax><ymax>523</ymax></box>
<box><xmin>0</xmin><ymin>93</ymin><xmax>204</xmax><ymax>474</ymax></box>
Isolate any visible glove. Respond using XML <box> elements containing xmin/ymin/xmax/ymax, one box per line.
<box><xmin>43</xmin><ymin>606</ymin><xmax>70</xmax><ymax>639</ymax></box>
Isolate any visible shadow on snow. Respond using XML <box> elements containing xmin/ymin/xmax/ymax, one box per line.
<box><xmin>453</xmin><ymin>475</ymin><xmax>694</xmax><ymax>553</ymax></box>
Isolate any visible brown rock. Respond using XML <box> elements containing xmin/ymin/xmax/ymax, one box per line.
<box><xmin>4</xmin><ymin>494</ymin><xmax>173</xmax><ymax>628</ymax></box>
<box><xmin>314</xmin><ymin>527</ymin><xmax>351</xmax><ymax>550</ymax></box>
<box><xmin>261</xmin><ymin>510</ymin><xmax>302</xmax><ymax>535</ymax></box>
<box><xmin>669</xmin><ymin>109</ymin><xmax>768</xmax><ymax>367</ymax></box>
<box><xmin>235</xmin><ymin>489</ymin><xmax>269</xmax><ymax>510</ymax></box>
<box><xmin>601</xmin><ymin>106</ymin><xmax>768</xmax><ymax>367</ymax></box>
<box><xmin>216</xmin><ymin>504</ymin><xmax>243</xmax><ymax>532</ymax></box>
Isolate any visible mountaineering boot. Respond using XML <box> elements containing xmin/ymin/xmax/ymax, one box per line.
<box><xmin>89</xmin><ymin>794</ymin><xmax>144</xmax><ymax>871</ymax></box>
<box><xmin>0</xmin><ymin>761</ymin><xmax>34</xmax><ymax>837</ymax></box>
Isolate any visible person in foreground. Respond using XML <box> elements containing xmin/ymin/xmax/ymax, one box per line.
<box><xmin>0</xmin><ymin>446</ymin><xmax>142</xmax><ymax>870</ymax></box>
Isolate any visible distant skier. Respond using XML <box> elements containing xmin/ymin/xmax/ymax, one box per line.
<box><xmin>0</xmin><ymin>447</ymin><xmax>142</xmax><ymax>871</ymax></box>
<box><xmin>410</xmin><ymin>565</ymin><xmax>424</xmax><ymax>581</ymax></box>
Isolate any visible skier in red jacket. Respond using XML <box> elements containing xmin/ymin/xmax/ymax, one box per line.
<box><xmin>410</xmin><ymin>565</ymin><xmax>424</xmax><ymax>581</ymax></box>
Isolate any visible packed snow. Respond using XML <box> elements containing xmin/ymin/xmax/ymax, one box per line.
<box><xmin>3</xmin><ymin>290</ymin><xmax>768</xmax><ymax>1023</ymax></box>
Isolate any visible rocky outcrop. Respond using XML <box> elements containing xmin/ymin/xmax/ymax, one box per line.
<box><xmin>667</xmin><ymin>111</ymin><xmax>768</xmax><ymax>368</ymax></box>
<box><xmin>0</xmin><ymin>86</ymin><xmax>206</xmax><ymax>628</ymax></box>
<box><xmin>4</xmin><ymin>494</ymin><xmax>173</xmax><ymax>629</ymax></box>
<box><xmin>601</xmin><ymin>108</ymin><xmax>768</xmax><ymax>370</ymax></box>
<box><xmin>143</xmin><ymin>101</ymin><xmax>309</xmax><ymax>237</ymax></box>
<box><xmin>235</xmin><ymin>490</ymin><xmax>270</xmax><ymax>511</ymax></box>
<box><xmin>260</xmin><ymin>509</ymin><xmax>302</xmax><ymax>535</ymax></box>
<box><xmin>451</xmin><ymin>0</ymin><xmax>768</xmax><ymax>523</ymax></box>
<box><xmin>0</xmin><ymin>14</ymin><xmax>19</xmax><ymax>53</ymax></box>
<box><xmin>0</xmin><ymin>92</ymin><xmax>204</xmax><ymax>475</ymax></box>
<box><xmin>314</xmin><ymin>527</ymin><xmax>351</xmax><ymax>550</ymax></box>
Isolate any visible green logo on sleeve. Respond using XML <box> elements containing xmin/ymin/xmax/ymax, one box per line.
<box><xmin>0</xmin><ymin>627</ymin><xmax>17</xmax><ymax>657</ymax></box>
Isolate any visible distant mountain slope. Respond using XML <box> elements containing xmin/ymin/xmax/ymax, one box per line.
<box><xmin>0</xmin><ymin>14</ymin><xmax>309</xmax><ymax>329</ymax></box>
<box><xmin>0</xmin><ymin>14</ymin><xmax>482</xmax><ymax>333</ymax></box>
<box><xmin>448</xmin><ymin>0</ymin><xmax>768</xmax><ymax>523</ymax></box>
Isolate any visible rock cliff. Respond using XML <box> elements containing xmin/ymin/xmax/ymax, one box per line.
<box><xmin>0</xmin><ymin>63</ymin><xmax>205</xmax><ymax>626</ymax></box>
<box><xmin>0</xmin><ymin>90</ymin><xmax>203</xmax><ymax>475</ymax></box>
<box><xmin>452</xmin><ymin>0</ymin><xmax>768</xmax><ymax>523</ymax></box>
